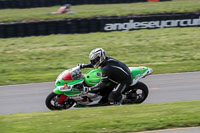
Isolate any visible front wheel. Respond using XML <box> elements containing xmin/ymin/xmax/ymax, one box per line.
<box><xmin>123</xmin><ymin>81</ymin><xmax>149</xmax><ymax>104</ymax></box>
<box><xmin>45</xmin><ymin>92</ymin><xmax>75</xmax><ymax>110</ymax></box>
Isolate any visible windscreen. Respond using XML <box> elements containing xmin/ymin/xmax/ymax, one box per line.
<box><xmin>69</xmin><ymin>66</ymin><xmax>83</xmax><ymax>80</ymax></box>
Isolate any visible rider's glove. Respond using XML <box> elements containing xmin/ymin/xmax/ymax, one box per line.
<box><xmin>77</xmin><ymin>64</ymin><xmax>84</xmax><ymax>69</ymax></box>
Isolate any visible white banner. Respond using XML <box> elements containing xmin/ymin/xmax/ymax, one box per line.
<box><xmin>104</xmin><ymin>16</ymin><xmax>200</xmax><ymax>31</ymax></box>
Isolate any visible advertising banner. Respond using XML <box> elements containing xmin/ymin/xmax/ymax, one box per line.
<box><xmin>104</xmin><ymin>16</ymin><xmax>200</xmax><ymax>31</ymax></box>
<box><xmin>102</xmin><ymin>13</ymin><xmax>200</xmax><ymax>32</ymax></box>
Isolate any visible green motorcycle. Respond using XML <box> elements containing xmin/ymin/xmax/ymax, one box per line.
<box><xmin>45</xmin><ymin>66</ymin><xmax>153</xmax><ymax>110</ymax></box>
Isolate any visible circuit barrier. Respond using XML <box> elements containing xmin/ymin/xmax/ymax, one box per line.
<box><xmin>0</xmin><ymin>12</ymin><xmax>200</xmax><ymax>38</ymax></box>
<box><xmin>0</xmin><ymin>0</ymin><xmax>170</xmax><ymax>9</ymax></box>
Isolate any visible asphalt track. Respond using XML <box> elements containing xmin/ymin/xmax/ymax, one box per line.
<box><xmin>0</xmin><ymin>71</ymin><xmax>200</xmax><ymax>115</ymax></box>
<box><xmin>137</xmin><ymin>127</ymin><xmax>200</xmax><ymax>133</ymax></box>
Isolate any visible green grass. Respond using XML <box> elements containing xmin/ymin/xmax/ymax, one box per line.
<box><xmin>0</xmin><ymin>27</ymin><xmax>200</xmax><ymax>85</ymax></box>
<box><xmin>0</xmin><ymin>0</ymin><xmax>200</xmax><ymax>22</ymax></box>
<box><xmin>0</xmin><ymin>100</ymin><xmax>200</xmax><ymax>133</ymax></box>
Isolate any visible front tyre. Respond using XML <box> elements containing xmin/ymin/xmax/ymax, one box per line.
<box><xmin>45</xmin><ymin>92</ymin><xmax>75</xmax><ymax>110</ymax></box>
<box><xmin>124</xmin><ymin>81</ymin><xmax>149</xmax><ymax>104</ymax></box>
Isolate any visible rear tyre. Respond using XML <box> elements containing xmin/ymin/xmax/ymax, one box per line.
<box><xmin>123</xmin><ymin>81</ymin><xmax>149</xmax><ymax>104</ymax></box>
<box><xmin>45</xmin><ymin>92</ymin><xmax>75</xmax><ymax>110</ymax></box>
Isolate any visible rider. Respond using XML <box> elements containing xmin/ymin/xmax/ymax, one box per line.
<box><xmin>79</xmin><ymin>48</ymin><xmax>132</xmax><ymax>105</ymax></box>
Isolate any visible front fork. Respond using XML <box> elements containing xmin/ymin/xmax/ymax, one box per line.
<box><xmin>58</xmin><ymin>94</ymin><xmax>68</xmax><ymax>104</ymax></box>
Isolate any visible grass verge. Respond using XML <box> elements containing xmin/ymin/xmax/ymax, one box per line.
<box><xmin>0</xmin><ymin>100</ymin><xmax>200</xmax><ymax>133</ymax></box>
<box><xmin>0</xmin><ymin>27</ymin><xmax>200</xmax><ymax>85</ymax></box>
<box><xmin>0</xmin><ymin>0</ymin><xmax>200</xmax><ymax>22</ymax></box>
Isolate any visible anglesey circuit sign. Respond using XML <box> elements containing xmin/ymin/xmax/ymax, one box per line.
<box><xmin>104</xmin><ymin>17</ymin><xmax>200</xmax><ymax>31</ymax></box>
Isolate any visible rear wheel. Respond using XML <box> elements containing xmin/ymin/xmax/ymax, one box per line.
<box><xmin>45</xmin><ymin>92</ymin><xmax>75</xmax><ymax>110</ymax></box>
<box><xmin>123</xmin><ymin>82</ymin><xmax>149</xmax><ymax>104</ymax></box>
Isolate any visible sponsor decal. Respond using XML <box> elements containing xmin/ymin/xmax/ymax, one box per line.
<box><xmin>104</xmin><ymin>17</ymin><xmax>200</xmax><ymax>31</ymax></box>
<box><xmin>96</xmin><ymin>72</ymin><xmax>102</xmax><ymax>77</ymax></box>
<box><xmin>139</xmin><ymin>68</ymin><xmax>144</xmax><ymax>73</ymax></box>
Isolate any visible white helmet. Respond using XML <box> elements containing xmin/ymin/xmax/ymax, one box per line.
<box><xmin>89</xmin><ymin>48</ymin><xmax>106</xmax><ymax>68</ymax></box>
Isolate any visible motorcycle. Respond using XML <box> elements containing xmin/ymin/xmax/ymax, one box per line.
<box><xmin>45</xmin><ymin>66</ymin><xmax>153</xmax><ymax>110</ymax></box>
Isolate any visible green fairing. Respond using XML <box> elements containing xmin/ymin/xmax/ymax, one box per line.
<box><xmin>129</xmin><ymin>67</ymin><xmax>149</xmax><ymax>79</ymax></box>
<box><xmin>53</xmin><ymin>88</ymin><xmax>62</xmax><ymax>94</ymax></box>
<box><xmin>64</xmin><ymin>91</ymin><xmax>81</xmax><ymax>95</ymax></box>
<box><xmin>54</xmin><ymin>78</ymin><xmax>83</xmax><ymax>95</ymax></box>
<box><xmin>56</xmin><ymin>79</ymin><xmax>83</xmax><ymax>86</ymax></box>
<box><xmin>83</xmin><ymin>69</ymin><xmax>102</xmax><ymax>86</ymax></box>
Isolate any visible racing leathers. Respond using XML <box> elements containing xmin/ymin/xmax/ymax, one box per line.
<box><xmin>80</xmin><ymin>56</ymin><xmax>132</xmax><ymax>104</ymax></box>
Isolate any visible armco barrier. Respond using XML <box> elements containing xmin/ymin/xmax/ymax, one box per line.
<box><xmin>0</xmin><ymin>0</ymin><xmax>171</xmax><ymax>9</ymax></box>
<box><xmin>0</xmin><ymin>12</ymin><xmax>200</xmax><ymax>38</ymax></box>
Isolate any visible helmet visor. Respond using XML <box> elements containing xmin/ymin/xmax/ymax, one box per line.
<box><xmin>90</xmin><ymin>56</ymin><xmax>100</xmax><ymax>66</ymax></box>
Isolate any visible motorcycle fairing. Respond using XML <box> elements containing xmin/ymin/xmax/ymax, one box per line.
<box><xmin>129</xmin><ymin>67</ymin><xmax>153</xmax><ymax>86</ymax></box>
<box><xmin>55</xmin><ymin>66</ymin><xmax>83</xmax><ymax>86</ymax></box>
<box><xmin>54</xmin><ymin>74</ymin><xmax>83</xmax><ymax>95</ymax></box>
<box><xmin>54</xmin><ymin>66</ymin><xmax>152</xmax><ymax>96</ymax></box>
<box><xmin>54</xmin><ymin>66</ymin><xmax>84</xmax><ymax>95</ymax></box>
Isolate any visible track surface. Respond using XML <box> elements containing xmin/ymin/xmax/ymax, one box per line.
<box><xmin>0</xmin><ymin>71</ymin><xmax>200</xmax><ymax>115</ymax></box>
<box><xmin>138</xmin><ymin>127</ymin><xmax>200</xmax><ymax>133</ymax></box>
